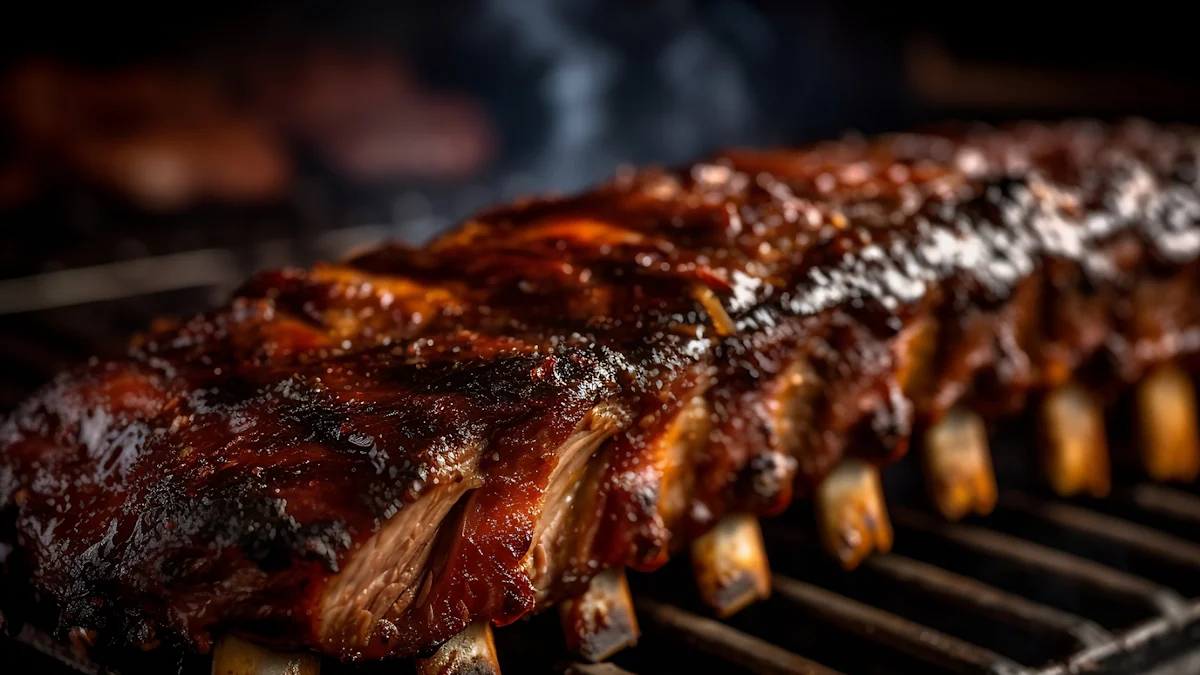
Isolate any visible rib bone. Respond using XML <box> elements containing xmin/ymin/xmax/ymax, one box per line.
<box><xmin>415</xmin><ymin>621</ymin><xmax>501</xmax><ymax>675</ymax></box>
<box><xmin>815</xmin><ymin>458</ymin><xmax>893</xmax><ymax>570</ymax></box>
<box><xmin>211</xmin><ymin>635</ymin><xmax>320</xmax><ymax>675</ymax></box>
<box><xmin>559</xmin><ymin>568</ymin><xmax>640</xmax><ymax>662</ymax></box>
<box><xmin>1136</xmin><ymin>363</ymin><xmax>1200</xmax><ymax>483</ymax></box>
<box><xmin>923</xmin><ymin>405</ymin><xmax>997</xmax><ymax>521</ymax></box>
<box><xmin>690</xmin><ymin>513</ymin><xmax>771</xmax><ymax>617</ymax></box>
<box><xmin>1039</xmin><ymin>382</ymin><xmax>1110</xmax><ymax>498</ymax></box>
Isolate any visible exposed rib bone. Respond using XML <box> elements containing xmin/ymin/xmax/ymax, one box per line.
<box><xmin>922</xmin><ymin>405</ymin><xmax>997</xmax><ymax>520</ymax></box>
<box><xmin>690</xmin><ymin>513</ymin><xmax>771</xmax><ymax>617</ymax></box>
<box><xmin>1039</xmin><ymin>382</ymin><xmax>1110</xmax><ymax>498</ymax></box>
<box><xmin>559</xmin><ymin>568</ymin><xmax>640</xmax><ymax>662</ymax></box>
<box><xmin>815</xmin><ymin>459</ymin><xmax>893</xmax><ymax>570</ymax></box>
<box><xmin>414</xmin><ymin>621</ymin><xmax>501</xmax><ymax>675</ymax></box>
<box><xmin>1136</xmin><ymin>363</ymin><xmax>1200</xmax><ymax>483</ymax></box>
<box><xmin>211</xmin><ymin>635</ymin><xmax>320</xmax><ymax>675</ymax></box>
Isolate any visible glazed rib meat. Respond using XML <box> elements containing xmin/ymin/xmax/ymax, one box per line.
<box><xmin>3</xmin><ymin>120</ymin><xmax>1200</xmax><ymax>661</ymax></box>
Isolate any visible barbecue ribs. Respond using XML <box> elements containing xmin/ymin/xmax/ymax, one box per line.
<box><xmin>2</xmin><ymin>120</ymin><xmax>1200</xmax><ymax>664</ymax></box>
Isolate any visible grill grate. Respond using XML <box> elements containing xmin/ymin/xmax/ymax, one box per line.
<box><xmin>584</xmin><ymin>487</ymin><xmax>1200</xmax><ymax>675</ymax></box>
<box><xmin>2</xmin><ymin>264</ymin><xmax>1200</xmax><ymax>675</ymax></box>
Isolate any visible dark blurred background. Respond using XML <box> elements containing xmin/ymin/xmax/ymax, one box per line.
<box><xmin>1</xmin><ymin>0</ymin><xmax>1199</xmax><ymax>409</ymax></box>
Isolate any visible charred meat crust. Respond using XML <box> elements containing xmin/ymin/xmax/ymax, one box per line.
<box><xmin>4</xmin><ymin>120</ymin><xmax>1200</xmax><ymax>660</ymax></box>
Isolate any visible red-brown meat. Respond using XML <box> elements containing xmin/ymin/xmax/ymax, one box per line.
<box><xmin>3</xmin><ymin>120</ymin><xmax>1200</xmax><ymax>661</ymax></box>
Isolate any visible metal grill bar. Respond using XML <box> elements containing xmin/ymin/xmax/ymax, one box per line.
<box><xmin>891</xmin><ymin>507</ymin><xmax>1188</xmax><ymax>617</ymax></box>
<box><xmin>861</xmin><ymin>554</ymin><xmax>1112</xmax><ymax>649</ymax></box>
<box><xmin>998</xmin><ymin>492</ymin><xmax>1200</xmax><ymax>576</ymax></box>
<box><xmin>771</xmin><ymin>574</ymin><xmax>1022</xmax><ymax>675</ymax></box>
<box><xmin>1123</xmin><ymin>483</ymin><xmax>1200</xmax><ymax>527</ymax></box>
<box><xmin>633</xmin><ymin>597</ymin><xmax>843</xmax><ymax>675</ymax></box>
<box><xmin>1031</xmin><ymin>602</ymin><xmax>1200</xmax><ymax>675</ymax></box>
<box><xmin>0</xmin><ymin>225</ymin><xmax>388</xmax><ymax>317</ymax></box>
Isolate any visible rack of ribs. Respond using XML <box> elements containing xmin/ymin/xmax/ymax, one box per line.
<box><xmin>2</xmin><ymin>119</ymin><xmax>1200</xmax><ymax>672</ymax></box>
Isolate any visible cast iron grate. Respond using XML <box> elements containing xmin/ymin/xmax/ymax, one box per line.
<box><xmin>547</xmin><ymin>483</ymin><xmax>1200</xmax><ymax>675</ymax></box>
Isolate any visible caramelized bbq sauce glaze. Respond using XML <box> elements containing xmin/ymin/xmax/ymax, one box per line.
<box><xmin>3</xmin><ymin>120</ymin><xmax>1200</xmax><ymax>661</ymax></box>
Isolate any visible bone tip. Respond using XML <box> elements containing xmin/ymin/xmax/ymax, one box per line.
<box><xmin>706</xmin><ymin>569</ymin><xmax>771</xmax><ymax>619</ymax></box>
<box><xmin>691</xmin><ymin>513</ymin><xmax>772</xmax><ymax>616</ymax></box>
<box><xmin>1040</xmin><ymin>383</ymin><xmax>1111</xmax><ymax>498</ymax></box>
<box><xmin>933</xmin><ymin>485</ymin><xmax>998</xmax><ymax>522</ymax></box>
<box><xmin>415</xmin><ymin>621</ymin><xmax>501</xmax><ymax>675</ymax></box>
<box><xmin>834</xmin><ymin>518</ymin><xmax>894</xmax><ymax>571</ymax></box>
<box><xmin>1138</xmin><ymin>363</ymin><xmax>1200</xmax><ymax>483</ymax></box>
<box><xmin>923</xmin><ymin>406</ymin><xmax>998</xmax><ymax>521</ymax></box>
<box><xmin>211</xmin><ymin>635</ymin><xmax>320</xmax><ymax>675</ymax></box>
<box><xmin>560</xmin><ymin>569</ymin><xmax>640</xmax><ymax>663</ymax></box>
<box><xmin>817</xmin><ymin>459</ymin><xmax>893</xmax><ymax>570</ymax></box>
